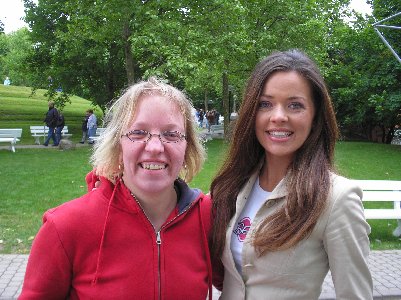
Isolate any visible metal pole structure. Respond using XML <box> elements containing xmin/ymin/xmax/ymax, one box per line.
<box><xmin>374</xmin><ymin>28</ymin><xmax>401</xmax><ymax>64</ymax></box>
<box><xmin>372</xmin><ymin>11</ymin><xmax>401</xmax><ymax>26</ymax></box>
<box><xmin>373</xmin><ymin>12</ymin><xmax>401</xmax><ymax>64</ymax></box>
<box><xmin>374</xmin><ymin>25</ymin><xmax>401</xmax><ymax>30</ymax></box>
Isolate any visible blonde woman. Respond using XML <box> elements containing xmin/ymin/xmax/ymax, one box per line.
<box><xmin>20</xmin><ymin>78</ymin><xmax>214</xmax><ymax>299</ymax></box>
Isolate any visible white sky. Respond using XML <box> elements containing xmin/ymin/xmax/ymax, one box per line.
<box><xmin>0</xmin><ymin>0</ymin><xmax>373</xmax><ymax>34</ymax></box>
<box><xmin>349</xmin><ymin>0</ymin><xmax>373</xmax><ymax>15</ymax></box>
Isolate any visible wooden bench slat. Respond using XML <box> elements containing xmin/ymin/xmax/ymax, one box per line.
<box><xmin>348</xmin><ymin>180</ymin><xmax>401</xmax><ymax>220</ymax></box>
<box><xmin>352</xmin><ymin>180</ymin><xmax>401</xmax><ymax>191</ymax></box>
<box><xmin>362</xmin><ymin>191</ymin><xmax>401</xmax><ymax>202</ymax></box>
<box><xmin>30</xmin><ymin>125</ymin><xmax>72</xmax><ymax>144</ymax></box>
<box><xmin>364</xmin><ymin>209</ymin><xmax>401</xmax><ymax>219</ymax></box>
<box><xmin>0</xmin><ymin>129</ymin><xmax>22</xmax><ymax>152</ymax></box>
<box><xmin>88</xmin><ymin>128</ymin><xmax>106</xmax><ymax>142</ymax></box>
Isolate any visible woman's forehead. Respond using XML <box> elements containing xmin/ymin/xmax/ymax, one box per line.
<box><xmin>128</xmin><ymin>94</ymin><xmax>185</xmax><ymax>128</ymax></box>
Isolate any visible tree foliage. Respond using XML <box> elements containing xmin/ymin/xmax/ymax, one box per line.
<box><xmin>0</xmin><ymin>28</ymin><xmax>34</xmax><ymax>86</ymax></box>
<box><xmin>2</xmin><ymin>0</ymin><xmax>398</xmax><ymax>142</ymax></box>
<box><xmin>324</xmin><ymin>0</ymin><xmax>401</xmax><ymax>143</ymax></box>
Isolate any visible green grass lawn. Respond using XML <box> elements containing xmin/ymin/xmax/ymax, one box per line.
<box><xmin>1</xmin><ymin>140</ymin><xmax>401</xmax><ymax>253</ymax></box>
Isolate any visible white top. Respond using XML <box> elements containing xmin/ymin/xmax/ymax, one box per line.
<box><xmin>230</xmin><ymin>177</ymin><xmax>271</xmax><ymax>273</ymax></box>
<box><xmin>87</xmin><ymin>114</ymin><xmax>97</xmax><ymax>129</ymax></box>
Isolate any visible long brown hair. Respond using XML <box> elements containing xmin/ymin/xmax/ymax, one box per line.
<box><xmin>210</xmin><ymin>49</ymin><xmax>338</xmax><ymax>258</ymax></box>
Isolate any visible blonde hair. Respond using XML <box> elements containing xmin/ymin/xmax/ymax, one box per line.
<box><xmin>90</xmin><ymin>77</ymin><xmax>205</xmax><ymax>182</ymax></box>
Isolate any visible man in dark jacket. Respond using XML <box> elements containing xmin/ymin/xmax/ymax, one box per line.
<box><xmin>79</xmin><ymin>111</ymin><xmax>90</xmax><ymax>144</ymax></box>
<box><xmin>43</xmin><ymin>101</ymin><xmax>59</xmax><ymax>146</ymax></box>
<box><xmin>55</xmin><ymin>112</ymin><xmax>65</xmax><ymax>145</ymax></box>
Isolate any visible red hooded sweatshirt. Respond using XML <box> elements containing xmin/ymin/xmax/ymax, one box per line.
<box><xmin>19</xmin><ymin>172</ymin><xmax>213</xmax><ymax>299</ymax></box>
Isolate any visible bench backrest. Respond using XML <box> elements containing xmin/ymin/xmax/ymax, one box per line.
<box><xmin>30</xmin><ymin>126</ymin><xmax>47</xmax><ymax>135</ymax></box>
<box><xmin>0</xmin><ymin>129</ymin><xmax>22</xmax><ymax>138</ymax></box>
<box><xmin>352</xmin><ymin>180</ymin><xmax>401</xmax><ymax>220</ymax></box>
<box><xmin>62</xmin><ymin>126</ymin><xmax>69</xmax><ymax>134</ymax></box>
<box><xmin>95</xmin><ymin>128</ymin><xmax>106</xmax><ymax>136</ymax></box>
<box><xmin>30</xmin><ymin>125</ymin><xmax>69</xmax><ymax>134</ymax></box>
<box><xmin>211</xmin><ymin>125</ymin><xmax>224</xmax><ymax>133</ymax></box>
<box><xmin>352</xmin><ymin>180</ymin><xmax>401</xmax><ymax>202</ymax></box>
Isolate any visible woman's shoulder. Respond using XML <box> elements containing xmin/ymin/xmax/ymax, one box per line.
<box><xmin>43</xmin><ymin>191</ymin><xmax>106</xmax><ymax>228</ymax></box>
<box><xmin>327</xmin><ymin>172</ymin><xmax>363</xmax><ymax>210</ymax></box>
<box><xmin>330</xmin><ymin>173</ymin><xmax>361</xmax><ymax>192</ymax></box>
<box><xmin>199</xmin><ymin>192</ymin><xmax>212</xmax><ymax>204</ymax></box>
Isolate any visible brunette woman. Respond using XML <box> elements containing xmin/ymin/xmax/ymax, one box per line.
<box><xmin>211</xmin><ymin>50</ymin><xmax>373</xmax><ymax>299</ymax></box>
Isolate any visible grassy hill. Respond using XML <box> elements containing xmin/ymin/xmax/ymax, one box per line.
<box><xmin>0</xmin><ymin>85</ymin><xmax>103</xmax><ymax>144</ymax></box>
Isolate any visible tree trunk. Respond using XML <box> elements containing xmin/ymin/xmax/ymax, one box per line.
<box><xmin>386</xmin><ymin>125</ymin><xmax>395</xmax><ymax>144</ymax></box>
<box><xmin>123</xmin><ymin>22</ymin><xmax>135</xmax><ymax>85</ymax></box>
<box><xmin>106</xmin><ymin>43</ymin><xmax>118</xmax><ymax>110</ymax></box>
<box><xmin>222</xmin><ymin>67</ymin><xmax>229</xmax><ymax>135</ymax></box>
<box><xmin>204</xmin><ymin>89</ymin><xmax>208</xmax><ymax>112</ymax></box>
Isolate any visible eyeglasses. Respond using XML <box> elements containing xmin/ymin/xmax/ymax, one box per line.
<box><xmin>121</xmin><ymin>129</ymin><xmax>186</xmax><ymax>144</ymax></box>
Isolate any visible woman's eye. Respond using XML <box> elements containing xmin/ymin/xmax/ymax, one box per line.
<box><xmin>258</xmin><ymin>101</ymin><xmax>271</xmax><ymax>109</ymax></box>
<box><xmin>288</xmin><ymin>102</ymin><xmax>304</xmax><ymax>110</ymax></box>
<box><xmin>163</xmin><ymin>131</ymin><xmax>180</xmax><ymax>138</ymax></box>
<box><xmin>129</xmin><ymin>130</ymin><xmax>148</xmax><ymax>137</ymax></box>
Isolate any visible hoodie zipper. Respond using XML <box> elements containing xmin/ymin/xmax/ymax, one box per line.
<box><xmin>132</xmin><ymin>193</ymin><xmax>195</xmax><ymax>300</ymax></box>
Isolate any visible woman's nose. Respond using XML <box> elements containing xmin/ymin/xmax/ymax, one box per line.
<box><xmin>144</xmin><ymin>135</ymin><xmax>164</xmax><ymax>153</ymax></box>
<box><xmin>270</xmin><ymin>106</ymin><xmax>288</xmax><ymax>122</ymax></box>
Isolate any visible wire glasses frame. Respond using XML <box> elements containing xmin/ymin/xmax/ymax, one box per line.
<box><xmin>121</xmin><ymin>129</ymin><xmax>187</xmax><ymax>144</ymax></box>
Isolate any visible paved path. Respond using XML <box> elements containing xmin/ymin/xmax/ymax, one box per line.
<box><xmin>0</xmin><ymin>142</ymin><xmax>91</xmax><ymax>151</ymax></box>
<box><xmin>1</xmin><ymin>251</ymin><xmax>401</xmax><ymax>299</ymax></box>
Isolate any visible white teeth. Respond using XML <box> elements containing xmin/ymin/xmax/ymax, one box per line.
<box><xmin>269</xmin><ymin>131</ymin><xmax>291</xmax><ymax>137</ymax></box>
<box><xmin>142</xmin><ymin>163</ymin><xmax>166</xmax><ymax>170</ymax></box>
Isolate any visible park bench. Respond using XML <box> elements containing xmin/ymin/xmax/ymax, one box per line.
<box><xmin>201</xmin><ymin>124</ymin><xmax>224</xmax><ymax>141</ymax></box>
<box><xmin>88</xmin><ymin>127</ymin><xmax>106</xmax><ymax>143</ymax></box>
<box><xmin>353</xmin><ymin>180</ymin><xmax>401</xmax><ymax>220</ymax></box>
<box><xmin>0</xmin><ymin>128</ymin><xmax>22</xmax><ymax>152</ymax></box>
<box><xmin>30</xmin><ymin>125</ymin><xmax>72</xmax><ymax>144</ymax></box>
<box><xmin>210</xmin><ymin>124</ymin><xmax>224</xmax><ymax>139</ymax></box>
<box><xmin>211</xmin><ymin>124</ymin><xmax>224</xmax><ymax>135</ymax></box>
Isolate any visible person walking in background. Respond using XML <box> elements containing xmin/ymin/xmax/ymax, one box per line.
<box><xmin>214</xmin><ymin>110</ymin><xmax>220</xmax><ymax>125</ymax></box>
<box><xmin>43</xmin><ymin>101</ymin><xmax>59</xmax><ymax>147</ymax></box>
<box><xmin>79</xmin><ymin>111</ymin><xmax>90</xmax><ymax>144</ymax></box>
<box><xmin>3</xmin><ymin>77</ymin><xmax>10</xmax><ymax>85</ymax></box>
<box><xmin>87</xmin><ymin>109</ymin><xmax>97</xmax><ymax>144</ymax></box>
<box><xmin>19</xmin><ymin>77</ymin><xmax>215</xmax><ymax>299</ymax></box>
<box><xmin>206</xmin><ymin>110</ymin><xmax>215</xmax><ymax>132</ymax></box>
<box><xmin>55</xmin><ymin>111</ymin><xmax>65</xmax><ymax>145</ymax></box>
<box><xmin>198</xmin><ymin>108</ymin><xmax>204</xmax><ymax>128</ymax></box>
<box><xmin>210</xmin><ymin>49</ymin><xmax>373</xmax><ymax>299</ymax></box>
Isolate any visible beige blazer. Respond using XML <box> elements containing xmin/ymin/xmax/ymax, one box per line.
<box><xmin>220</xmin><ymin>170</ymin><xmax>373</xmax><ymax>300</ymax></box>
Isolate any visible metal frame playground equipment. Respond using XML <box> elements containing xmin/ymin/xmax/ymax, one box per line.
<box><xmin>373</xmin><ymin>12</ymin><xmax>401</xmax><ymax>64</ymax></box>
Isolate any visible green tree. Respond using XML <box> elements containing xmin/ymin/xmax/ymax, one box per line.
<box><xmin>23</xmin><ymin>0</ymin><xmax>367</xmax><ymax>129</ymax></box>
<box><xmin>0</xmin><ymin>28</ymin><xmax>34</xmax><ymax>86</ymax></box>
<box><xmin>325</xmin><ymin>6</ymin><xmax>401</xmax><ymax>143</ymax></box>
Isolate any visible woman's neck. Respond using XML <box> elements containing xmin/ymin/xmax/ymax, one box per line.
<box><xmin>259</xmin><ymin>155</ymin><xmax>291</xmax><ymax>192</ymax></box>
<box><xmin>125</xmin><ymin>181</ymin><xmax>178</xmax><ymax>231</ymax></box>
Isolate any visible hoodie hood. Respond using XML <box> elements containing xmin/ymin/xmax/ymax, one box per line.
<box><xmin>85</xmin><ymin>171</ymin><xmax>202</xmax><ymax>214</ymax></box>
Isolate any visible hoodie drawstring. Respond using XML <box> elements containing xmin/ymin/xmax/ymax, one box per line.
<box><xmin>91</xmin><ymin>180</ymin><xmax>213</xmax><ymax>299</ymax></box>
<box><xmin>199</xmin><ymin>202</ymin><xmax>213</xmax><ymax>300</ymax></box>
<box><xmin>92</xmin><ymin>179</ymin><xmax>120</xmax><ymax>285</ymax></box>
